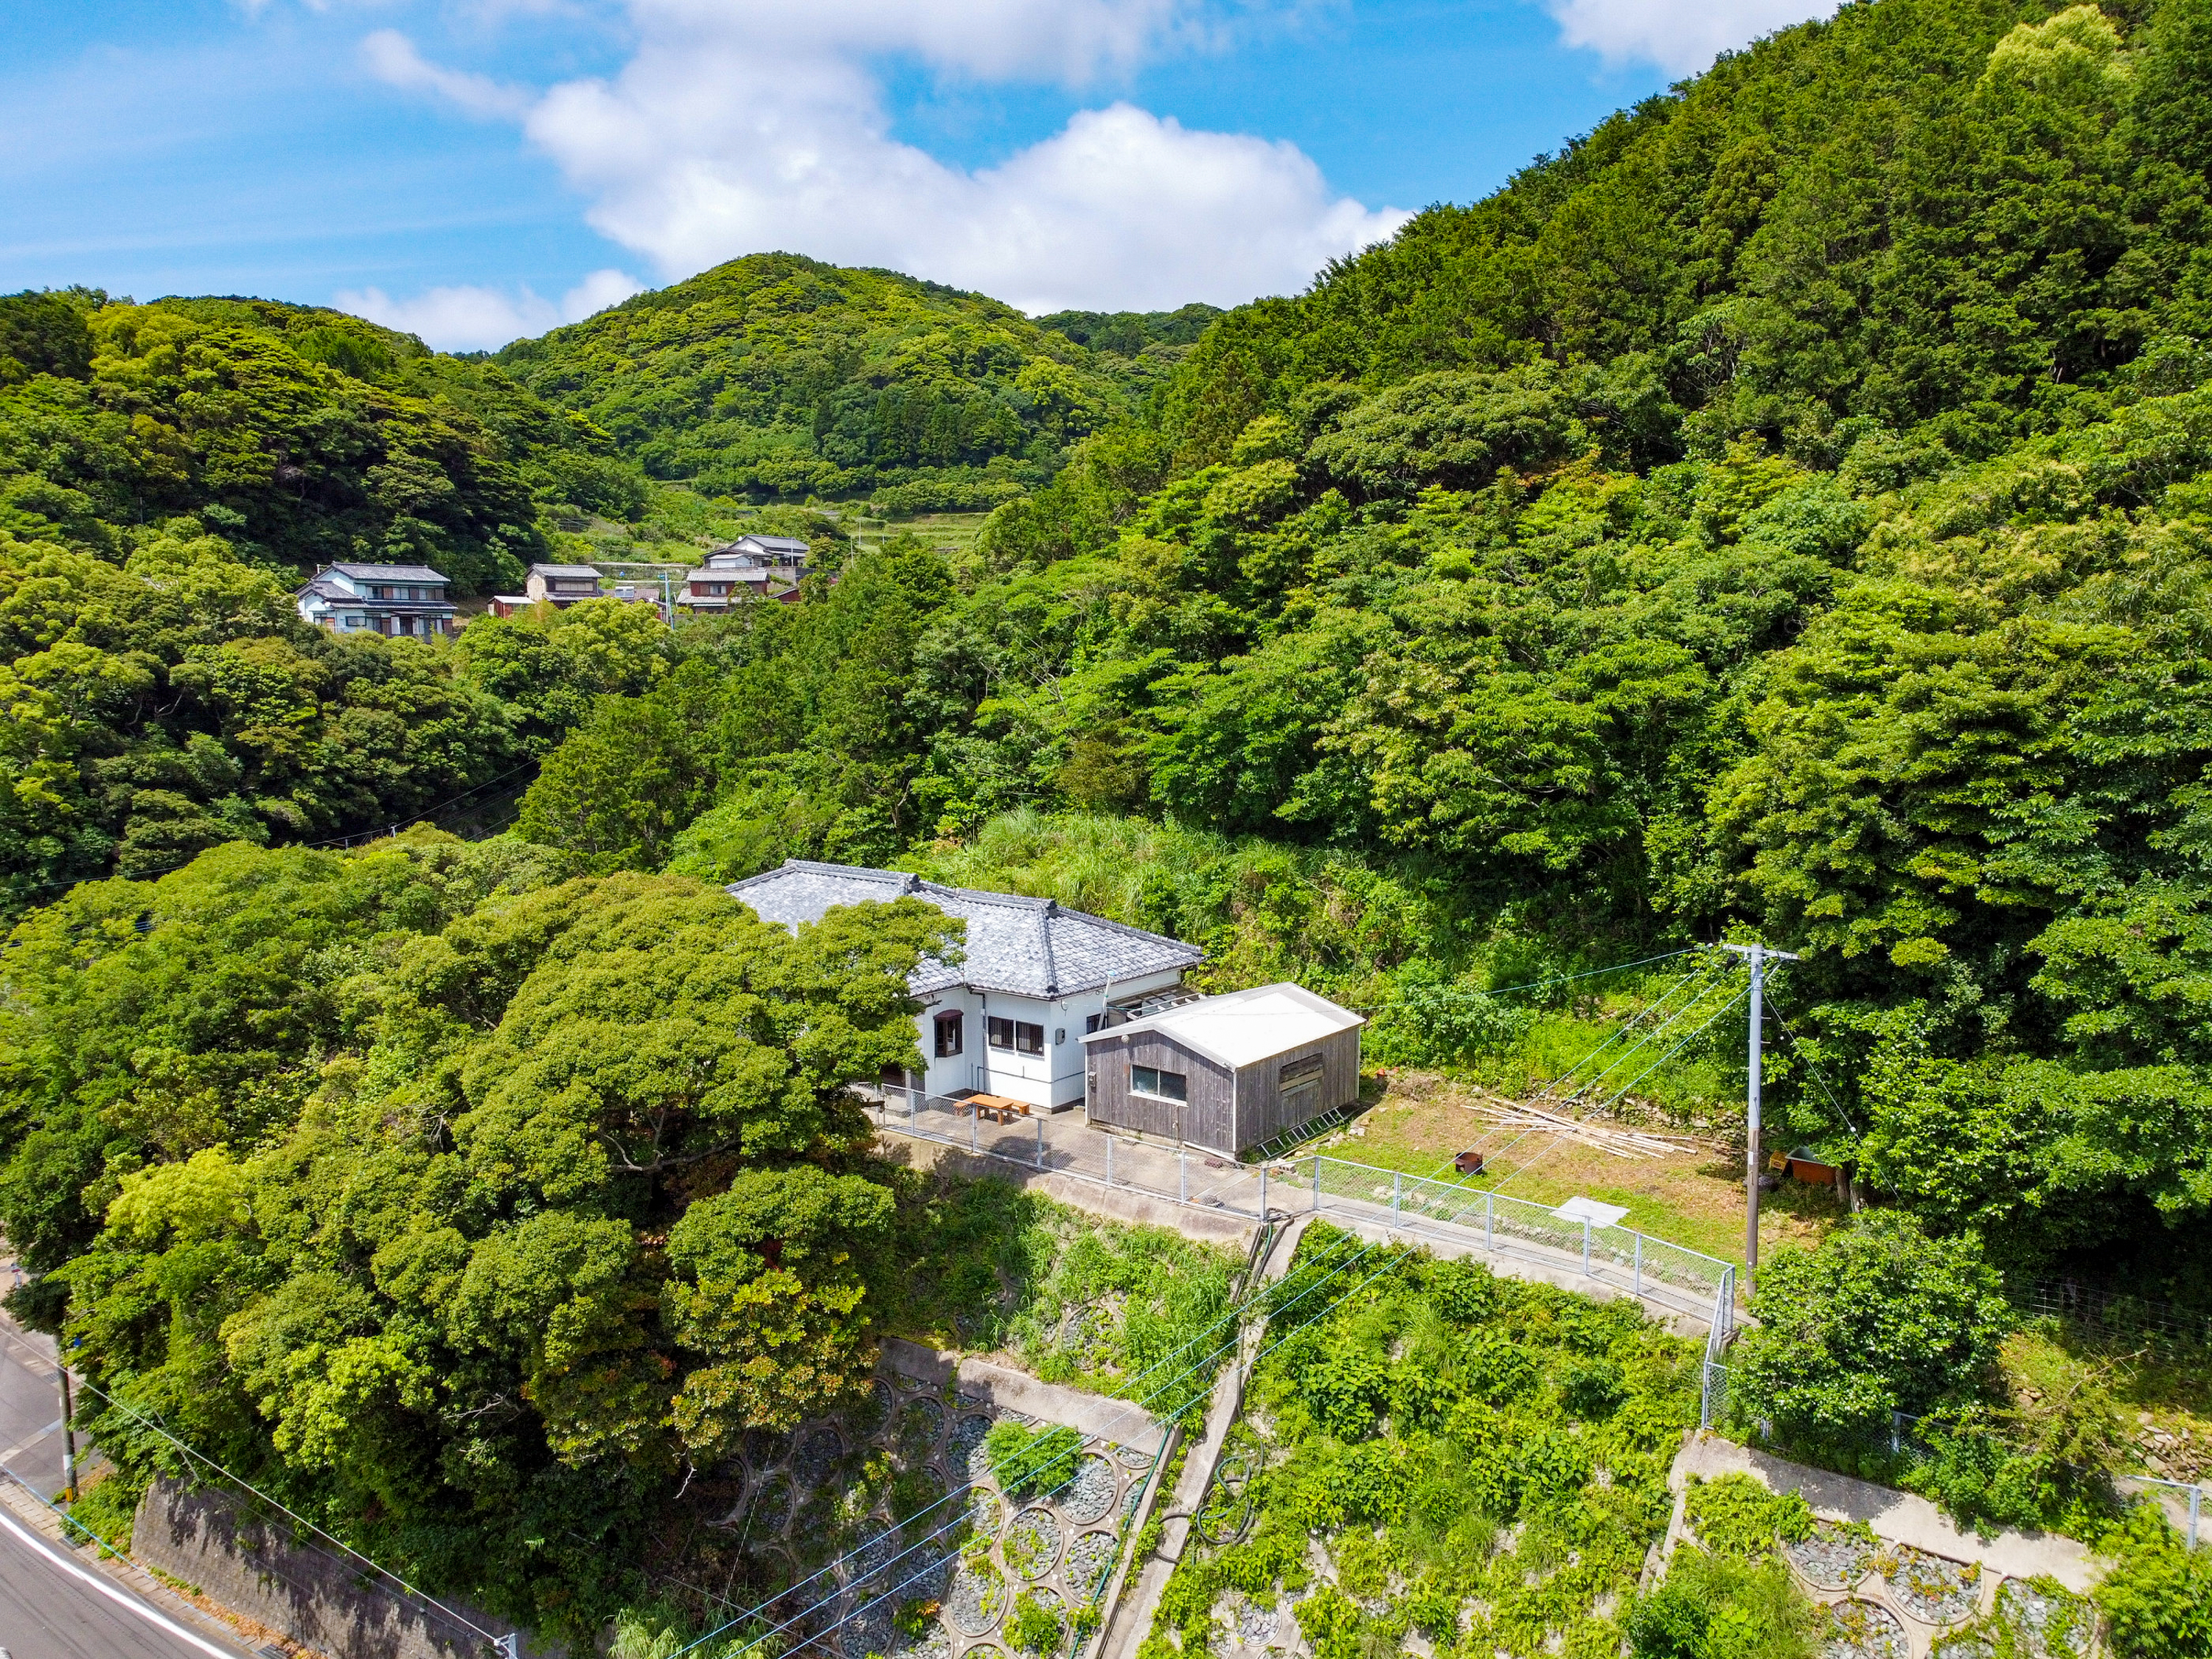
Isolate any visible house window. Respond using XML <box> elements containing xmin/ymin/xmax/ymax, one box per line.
<box><xmin>1280</xmin><ymin>1055</ymin><xmax>1325</xmax><ymax>1085</ymax></box>
<box><xmin>1084</xmin><ymin>1013</ymin><xmax>1102</xmax><ymax>1034</ymax></box>
<box><xmin>1132</xmin><ymin>1065</ymin><xmax>1187</xmax><ymax>1102</ymax></box>
<box><xmin>934</xmin><ymin>1011</ymin><xmax>963</xmax><ymax>1057</ymax></box>
<box><xmin>987</xmin><ymin>1018</ymin><xmax>1044</xmax><ymax>1054</ymax></box>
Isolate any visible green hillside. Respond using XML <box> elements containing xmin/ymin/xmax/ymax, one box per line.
<box><xmin>1162</xmin><ymin>0</ymin><xmax>2212</xmax><ymax>466</ymax></box>
<box><xmin>0</xmin><ymin>288</ymin><xmax>679</xmax><ymax>901</ymax></box>
<box><xmin>494</xmin><ymin>252</ymin><xmax>1132</xmax><ymax>511</ymax></box>
<box><xmin>16</xmin><ymin>0</ymin><xmax>2212</xmax><ymax>1646</ymax></box>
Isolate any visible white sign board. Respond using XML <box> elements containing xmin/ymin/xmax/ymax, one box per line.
<box><xmin>1554</xmin><ymin>1196</ymin><xmax>1630</xmax><ymax>1228</ymax></box>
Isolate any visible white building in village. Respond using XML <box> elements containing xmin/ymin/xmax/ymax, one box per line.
<box><xmin>726</xmin><ymin>860</ymin><xmax>1203</xmax><ymax>1112</ymax></box>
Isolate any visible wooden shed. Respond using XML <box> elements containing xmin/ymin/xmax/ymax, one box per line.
<box><xmin>1080</xmin><ymin>983</ymin><xmax>1365</xmax><ymax>1155</ymax></box>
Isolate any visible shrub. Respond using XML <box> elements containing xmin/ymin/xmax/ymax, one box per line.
<box><xmin>1731</xmin><ymin>1214</ymin><xmax>2011</xmax><ymax>1444</ymax></box>
<box><xmin>985</xmin><ymin>1422</ymin><xmax>1083</xmax><ymax>1498</ymax></box>
<box><xmin>2096</xmin><ymin>1506</ymin><xmax>2212</xmax><ymax>1658</ymax></box>
<box><xmin>1682</xmin><ymin>1474</ymin><xmax>1812</xmax><ymax>1562</ymax></box>
<box><xmin>1627</xmin><ymin>1550</ymin><xmax>1821</xmax><ymax>1659</ymax></box>
<box><xmin>1008</xmin><ymin>1590</ymin><xmax>1065</xmax><ymax>1655</ymax></box>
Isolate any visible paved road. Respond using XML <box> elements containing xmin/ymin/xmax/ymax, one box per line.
<box><xmin>0</xmin><ymin>1313</ymin><xmax>66</xmax><ymax>1500</ymax></box>
<box><xmin>0</xmin><ymin>1285</ymin><xmax>251</xmax><ymax>1659</ymax></box>
<box><xmin>0</xmin><ymin>1501</ymin><xmax>251</xmax><ymax>1658</ymax></box>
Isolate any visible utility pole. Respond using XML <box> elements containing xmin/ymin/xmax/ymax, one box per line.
<box><xmin>57</xmin><ymin>1360</ymin><xmax>76</xmax><ymax>1502</ymax></box>
<box><xmin>1722</xmin><ymin>941</ymin><xmax>1797</xmax><ymax>1290</ymax></box>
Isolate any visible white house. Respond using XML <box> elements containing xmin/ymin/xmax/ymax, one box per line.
<box><xmin>726</xmin><ymin>860</ymin><xmax>1203</xmax><ymax>1111</ymax></box>
<box><xmin>295</xmin><ymin>563</ymin><xmax>456</xmax><ymax>637</ymax></box>
<box><xmin>680</xmin><ymin>535</ymin><xmax>810</xmax><ymax>613</ymax></box>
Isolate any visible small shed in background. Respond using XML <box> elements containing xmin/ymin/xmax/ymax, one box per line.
<box><xmin>1081</xmin><ymin>983</ymin><xmax>1364</xmax><ymax>1155</ymax></box>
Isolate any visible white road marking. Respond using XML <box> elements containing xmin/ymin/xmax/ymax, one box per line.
<box><xmin>0</xmin><ymin>1506</ymin><xmax>237</xmax><ymax>1658</ymax></box>
<box><xmin>0</xmin><ymin>1419</ymin><xmax>60</xmax><ymax>1461</ymax></box>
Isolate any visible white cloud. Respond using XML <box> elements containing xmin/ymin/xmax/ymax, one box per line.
<box><xmin>335</xmin><ymin>267</ymin><xmax>642</xmax><ymax>350</ymax></box>
<box><xmin>366</xmin><ymin>4</ymin><xmax>1406</xmax><ymax>316</ymax></box>
<box><xmin>1544</xmin><ymin>0</ymin><xmax>1840</xmax><ymax>75</ymax></box>
<box><xmin>361</xmin><ymin>27</ymin><xmax>532</xmax><ymax>119</ymax></box>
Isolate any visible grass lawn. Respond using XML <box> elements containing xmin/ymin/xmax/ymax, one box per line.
<box><xmin>1300</xmin><ymin>1069</ymin><xmax>1847</xmax><ymax>1265</ymax></box>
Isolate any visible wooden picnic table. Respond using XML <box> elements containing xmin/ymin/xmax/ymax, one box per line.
<box><xmin>956</xmin><ymin>1092</ymin><xmax>1033</xmax><ymax>1124</ymax></box>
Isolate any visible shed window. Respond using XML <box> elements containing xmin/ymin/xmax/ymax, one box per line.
<box><xmin>1132</xmin><ymin>1065</ymin><xmax>1187</xmax><ymax>1102</ymax></box>
<box><xmin>988</xmin><ymin>1017</ymin><xmax>1043</xmax><ymax>1054</ymax></box>
<box><xmin>934</xmin><ymin>1011</ymin><xmax>964</xmax><ymax>1057</ymax></box>
<box><xmin>1280</xmin><ymin>1054</ymin><xmax>1325</xmax><ymax>1085</ymax></box>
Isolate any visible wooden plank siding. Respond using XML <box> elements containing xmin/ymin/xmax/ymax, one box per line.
<box><xmin>1230</xmin><ymin>1026</ymin><xmax>1363</xmax><ymax>1149</ymax></box>
<box><xmin>1086</xmin><ymin>1023</ymin><xmax>1361</xmax><ymax>1153</ymax></box>
<box><xmin>1084</xmin><ymin>1032</ymin><xmax>1236</xmax><ymax>1151</ymax></box>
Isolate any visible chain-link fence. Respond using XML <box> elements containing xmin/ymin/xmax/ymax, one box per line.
<box><xmin>2013</xmin><ymin>1277</ymin><xmax>2212</xmax><ymax>1357</ymax></box>
<box><xmin>869</xmin><ymin>1095</ymin><xmax>1736</xmax><ymax>1338</ymax></box>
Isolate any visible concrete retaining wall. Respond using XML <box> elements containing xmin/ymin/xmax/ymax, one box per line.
<box><xmin>132</xmin><ymin>1478</ymin><xmax>546</xmax><ymax>1659</ymax></box>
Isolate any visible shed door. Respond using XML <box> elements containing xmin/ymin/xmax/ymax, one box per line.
<box><xmin>1277</xmin><ymin>1054</ymin><xmax>1325</xmax><ymax>1130</ymax></box>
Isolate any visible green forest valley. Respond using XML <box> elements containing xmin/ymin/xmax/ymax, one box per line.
<box><xmin>9</xmin><ymin>0</ymin><xmax>2212</xmax><ymax>1650</ymax></box>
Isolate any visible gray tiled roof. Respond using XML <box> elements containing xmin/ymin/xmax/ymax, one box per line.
<box><xmin>529</xmin><ymin>563</ymin><xmax>602</xmax><ymax>580</ymax></box>
<box><xmin>726</xmin><ymin>859</ymin><xmax>1203</xmax><ymax>997</ymax></box>
<box><xmin>328</xmin><ymin>563</ymin><xmax>449</xmax><ymax>582</ymax></box>
<box><xmin>297</xmin><ymin>580</ymin><xmax>453</xmax><ymax>609</ymax></box>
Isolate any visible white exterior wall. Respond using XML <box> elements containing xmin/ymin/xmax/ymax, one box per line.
<box><xmin>907</xmin><ymin>968</ymin><xmax>1186</xmax><ymax>1110</ymax></box>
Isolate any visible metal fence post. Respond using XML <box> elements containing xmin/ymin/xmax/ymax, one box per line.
<box><xmin>1582</xmin><ymin>1220</ymin><xmax>1592</xmax><ymax>1276</ymax></box>
<box><xmin>1312</xmin><ymin>1155</ymin><xmax>1321</xmax><ymax>1214</ymax></box>
<box><xmin>1259</xmin><ymin>1164</ymin><xmax>1267</xmax><ymax>1220</ymax></box>
<box><xmin>1485</xmin><ymin>1192</ymin><xmax>1494</xmax><ymax>1252</ymax></box>
<box><xmin>1890</xmin><ymin>1412</ymin><xmax>1902</xmax><ymax>1456</ymax></box>
<box><xmin>1180</xmin><ymin>1150</ymin><xmax>1188</xmax><ymax>1203</ymax></box>
<box><xmin>2192</xmin><ymin>1484</ymin><xmax>2202</xmax><ymax>1549</ymax></box>
<box><xmin>1392</xmin><ymin>1170</ymin><xmax>1402</xmax><ymax>1222</ymax></box>
<box><xmin>1700</xmin><ymin>1362</ymin><xmax>1713</xmax><ymax>1430</ymax></box>
<box><xmin>1036</xmin><ymin>1115</ymin><xmax>1045</xmax><ymax>1169</ymax></box>
<box><xmin>908</xmin><ymin>1085</ymin><xmax>917</xmax><ymax>1127</ymax></box>
<box><xmin>970</xmin><ymin>1106</ymin><xmax>978</xmax><ymax>1152</ymax></box>
<box><xmin>1634</xmin><ymin>1234</ymin><xmax>1644</xmax><ymax>1297</ymax></box>
<box><xmin>1107</xmin><ymin>1135</ymin><xmax>1115</xmax><ymax>1188</ymax></box>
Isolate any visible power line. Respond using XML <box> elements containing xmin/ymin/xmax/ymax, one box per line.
<box><xmin>672</xmin><ymin>1224</ymin><xmax>1404</xmax><ymax>1659</ymax></box>
<box><xmin>1340</xmin><ymin>946</ymin><xmax>1704</xmax><ymax>1013</ymax></box>
<box><xmin>1759</xmin><ymin>976</ymin><xmax>1862</xmax><ymax>1138</ymax></box>
<box><xmin>1547</xmin><ymin>957</ymin><xmax>1736</xmax><ymax>1108</ymax></box>
<box><xmin>1481</xmin><ymin>984</ymin><xmax>1750</xmax><ymax>1199</ymax></box>
<box><xmin>0</xmin><ymin>1326</ymin><xmax>504</xmax><ymax>1652</ymax></box>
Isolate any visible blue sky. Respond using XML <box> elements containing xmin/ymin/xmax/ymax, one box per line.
<box><xmin>0</xmin><ymin>0</ymin><xmax>1834</xmax><ymax>349</ymax></box>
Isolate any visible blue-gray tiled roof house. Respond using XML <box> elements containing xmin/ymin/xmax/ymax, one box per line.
<box><xmin>295</xmin><ymin>563</ymin><xmax>456</xmax><ymax>637</ymax></box>
<box><xmin>728</xmin><ymin>859</ymin><xmax>1203</xmax><ymax>1112</ymax></box>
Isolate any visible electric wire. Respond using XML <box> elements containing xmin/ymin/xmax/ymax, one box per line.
<box><xmin>670</xmin><ymin>1224</ymin><xmax>1409</xmax><ymax>1658</ymax></box>
<box><xmin>1546</xmin><ymin>957</ymin><xmax>1739</xmax><ymax>1109</ymax></box>
<box><xmin>1481</xmin><ymin>984</ymin><xmax>1751</xmax><ymax>1200</ymax></box>
<box><xmin>1759</xmin><ymin>978</ymin><xmax>1863</xmax><ymax>1138</ymax></box>
<box><xmin>0</xmin><ymin>1325</ymin><xmax>502</xmax><ymax>1648</ymax></box>
<box><xmin>680</xmin><ymin>1232</ymin><xmax>1429</xmax><ymax>1659</ymax></box>
<box><xmin>1436</xmin><ymin>956</ymin><xmax>1736</xmax><ymax>1180</ymax></box>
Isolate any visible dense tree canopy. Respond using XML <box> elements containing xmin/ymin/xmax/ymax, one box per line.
<box><xmin>23</xmin><ymin>0</ymin><xmax>2212</xmax><ymax>1638</ymax></box>
<box><xmin>495</xmin><ymin>254</ymin><xmax>1134</xmax><ymax>512</ymax></box>
<box><xmin>0</xmin><ymin>834</ymin><xmax>955</xmax><ymax>1634</ymax></box>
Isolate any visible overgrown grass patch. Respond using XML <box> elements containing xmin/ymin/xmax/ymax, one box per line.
<box><xmin>878</xmin><ymin>1166</ymin><xmax>1239</xmax><ymax>1414</ymax></box>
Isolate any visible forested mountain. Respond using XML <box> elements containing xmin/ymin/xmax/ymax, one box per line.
<box><xmin>13</xmin><ymin>0</ymin><xmax>2212</xmax><ymax>1641</ymax></box>
<box><xmin>0</xmin><ymin>288</ymin><xmax>689</xmax><ymax>905</ymax></box>
<box><xmin>495</xmin><ymin>253</ymin><xmax>1133</xmax><ymax>511</ymax></box>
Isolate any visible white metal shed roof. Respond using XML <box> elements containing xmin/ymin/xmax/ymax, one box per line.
<box><xmin>1082</xmin><ymin>981</ymin><xmax>1363</xmax><ymax>1068</ymax></box>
